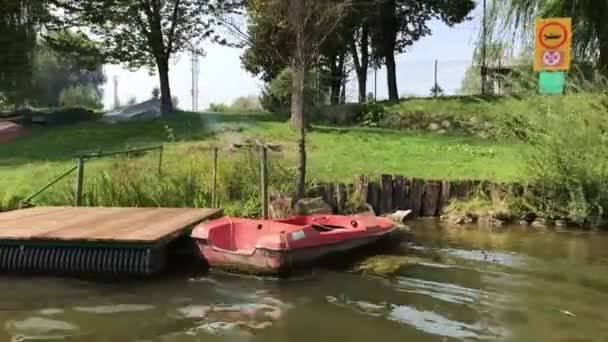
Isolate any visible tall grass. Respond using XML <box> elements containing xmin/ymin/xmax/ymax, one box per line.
<box><xmin>506</xmin><ymin>93</ymin><xmax>608</xmax><ymax>226</ymax></box>
<box><xmin>20</xmin><ymin>150</ymin><xmax>295</xmax><ymax>218</ymax></box>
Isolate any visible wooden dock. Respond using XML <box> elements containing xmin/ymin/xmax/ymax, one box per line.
<box><xmin>0</xmin><ymin>207</ymin><xmax>223</xmax><ymax>275</ymax></box>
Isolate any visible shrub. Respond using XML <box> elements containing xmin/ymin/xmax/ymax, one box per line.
<box><xmin>358</xmin><ymin>102</ymin><xmax>386</xmax><ymax>127</ymax></box>
<box><xmin>231</xmin><ymin>95</ymin><xmax>261</xmax><ymax>112</ymax></box>
<box><xmin>208</xmin><ymin>103</ymin><xmax>230</xmax><ymax>113</ymax></box>
<box><xmin>19</xmin><ymin>107</ymin><xmax>99</xmax><ymax>126</ymax></box>
<box><xmin>58</xmin><ymin>84</ymin><xmax>103</xmax><ymax>110</ymax></box>
<box><xmin>259</xmin><ymin>68</ymin><xmax>315</xmax><ymax>116</ymax></box>
<box><xmin>510</xmin><ymin>94</ymin><xmax>608</xmax><ymax>227</ymax></box>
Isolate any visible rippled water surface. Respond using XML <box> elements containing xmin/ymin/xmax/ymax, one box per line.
<box><xmin>2</xmin><ymin>221</ymin><xmax>608</xmax><ymax>341</ymax></box>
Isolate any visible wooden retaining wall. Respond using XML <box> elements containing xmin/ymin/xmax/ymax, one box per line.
<box><xmin>307</xmin><ymin>175</ymin><xmax>516</xmax><ymax>217</ymax></box>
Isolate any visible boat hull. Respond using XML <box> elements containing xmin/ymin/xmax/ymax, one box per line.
<box><xmin>195</xmin><ymin>232</ymin><xmax>392</xmax><ymax>275</ymax></box>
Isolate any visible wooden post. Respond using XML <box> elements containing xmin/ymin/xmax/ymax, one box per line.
<box><xmin>408</xmin><ymin>178</ymin><xmax>424</xmax><ymax>217</ymax></box>
<box><xmin>368</xmin><ymin>182</ymin><xmax>381</xmax><ymax>215</ymax></box>
<box><xmin>421</xmin><ymin>181</ymin><xmax>442</xmax><ymax>217</ymax></box>
<box><xmin>335</xmin><ymin>183</ymin><xmax>347</xmax><ymax>214</ymax></box>
<box><xmin>158</xmin><ymin>145</ymin><xmax>164</xmax><ymax>175</ymax></box>
<box><xmin>261</xmin><ymin>146</ymin><xmax>269</xmax><ymax>219</ymax></box>
<box><xmin>74</xmin><ymin>156</ymin><xmax>85</xmax><ymax>207</ymax></box>
<box><xmin>356</xmin><ymin>175</ymin><xmax>369</xmax><ymax>204</ymax></box>
<box><xmin>439</xmin><ymin>180</ymin><xmax>451</xmax><ymax>212</ymax></box>
<box><xmin>212</xmin><ymin>147</ymin><xmax>218</xmax><ymax>207</ymax></box>
<box><xmin>380</xmin><ymin>175</ymin><xmax>393</xmax><ymax>214</ymax></box>
<box><xmin>392</xmin><ymin>176</ymin><xmax>406</xmax><ymax>210</ymax></box>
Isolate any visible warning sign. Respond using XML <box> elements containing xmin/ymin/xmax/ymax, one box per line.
<box><xmin>534</xmin><ymin>18</ymin><xmax>572</xmax><ymax>71</ymax></box>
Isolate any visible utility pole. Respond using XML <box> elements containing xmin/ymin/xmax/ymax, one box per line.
<box><xmin>481</xmin><ymin>0</ymin><xmax>487</xmax><ymax>95</ymax></box>
<box><xmin>374</xmin><ymin>66</ymin><xmax>377</xmax><ymax>101</ymax></box>
<box><xmin>191</xmin><ymin>52</ymin><xmax>199</xmax><ymax>112</ymax></box>
<box><xmin>434</xmin><ymin>60</ymin><xmax>439</xmax><ymax>97</ymax></box>
<box><xmin>113</xmin><ymin>76</ymin><xmax>119</xmax><ymax>109</ymax></box>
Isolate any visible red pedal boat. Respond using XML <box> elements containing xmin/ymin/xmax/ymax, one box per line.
<box><xmin>191</xmin><ymin>214</ymin><xmax>396</xmax><ymax>274</ymax></box>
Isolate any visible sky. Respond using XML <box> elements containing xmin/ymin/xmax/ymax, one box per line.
<box><xmin>101</xmin><ymin>3</ymin><xmax>483</xmax><ymax>111</ymax></box>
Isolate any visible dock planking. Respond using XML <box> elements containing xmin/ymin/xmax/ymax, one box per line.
<box><xmin>0</xmin><ymin>206</ymin><xmax>223</xmax><ymax>244</ymax></box>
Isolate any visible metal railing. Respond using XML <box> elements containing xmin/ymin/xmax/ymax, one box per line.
<box><xmin>21</xmin><ymin>142</ymin><xmax>281</xmax><ymax>216</ymax></box>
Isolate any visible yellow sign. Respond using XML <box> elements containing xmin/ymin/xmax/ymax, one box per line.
<box><xmin>534</xmin><ymin>18</ymin><xmax>572</xmax><ymax>71</ymax></box>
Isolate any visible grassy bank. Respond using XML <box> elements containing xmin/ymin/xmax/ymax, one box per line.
<box><xmin>0</xmin><ymin>109</ymin><xmax>525</xmax><ymax>213</ymax></box>
<box><xmin>377</xmin><ymin>93</ymin><xmax>602</xmax><ymax>137</ymax></box>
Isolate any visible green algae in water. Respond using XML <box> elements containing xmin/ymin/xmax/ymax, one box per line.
<box><xmin>354</xmin><ymin>255</ymin><xmax>423</xmax><ymax>275</ymax></box>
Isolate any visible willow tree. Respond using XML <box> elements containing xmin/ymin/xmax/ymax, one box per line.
<box><xmin>52</xmin><ymin>0</ymin><xmax>239</xmax><ymax>114</ymax></box>
<box><xmin>491</xmin><ymin>0</ymin><xmax>608</xmax><ymax>70</ymax></box>
<box><xmin>0</xmin><ymin>0</ymin><xmax>46</xmax><ymax>106</ymax></box>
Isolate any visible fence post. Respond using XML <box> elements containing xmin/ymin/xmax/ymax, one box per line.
<box><xmin>260</xmin><ymin>146</ymin><xmax>269</xmax><ymax>219</ymax></box>
<box><xmin>74</xmin><ymin>156</ymin><xmax>85</xmax><ymax>207</ymax></box>
<box><xmin>212</xmin><ymin>147</ymin><xmax>218</xmax><ymax>208</ymax></box>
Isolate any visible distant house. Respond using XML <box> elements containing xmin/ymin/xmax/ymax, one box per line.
<box><xmin>479</xmin><ymin>58</ymin><xmax>529</xmax><ymax>95</ymax></box>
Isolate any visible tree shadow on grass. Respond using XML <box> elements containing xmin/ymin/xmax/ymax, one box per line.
<box><xmin>0</xmin><ymin>111</ymin><xmax>282</xmax><ymax>166</ymax></box>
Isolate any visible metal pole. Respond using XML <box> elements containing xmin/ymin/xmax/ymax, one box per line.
<box><xmin>212</xmin><ymin>147</ymin><xmax>218</xmax><ymax>208</ymax></box>
<box><xmin>434</xmin><ymin>59</ymin><xmax>439</xmax><ymax>97</ymax></box>
<box><xmin>21</xmin><ymin>165</ymin><xmax>78</xmax><ymax>206</ymax></box>
<box><xmin>481</xmin><ymin>0</ymin><xmax>487</xmax><ymax>95</ymax></box>
<box><xmin>75</xmin><ymin>157</ymin><xmax>85</xmax><ymax>207</ymax></box>
<box><xmin>260</xmin><ymin>146</ymin><xmax>269</xmax><ymax>219</ymax></box>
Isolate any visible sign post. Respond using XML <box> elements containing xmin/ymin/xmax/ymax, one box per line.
<box><xmin>534</xmin><ymin>18</ymin><xmax>572</xmax><ymax>94</ymax></box>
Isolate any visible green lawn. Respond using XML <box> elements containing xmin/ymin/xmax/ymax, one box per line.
<box><xmin>0</xmin><ymin>111</ymin><xmax>526</xmax><ymax>209</ymax></box>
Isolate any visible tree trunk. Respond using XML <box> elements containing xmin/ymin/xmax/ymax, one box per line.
<box><xmin>385</xmin><ymin>50</ymin><xmax>398</xmax><ymax>101</ymax></box>
<box><xmin>350</xmin><ymin>23</ymin><xmax>369</xmax><ymax>103</ymax></box>
<box><xmin>356</xmin><ymin>66</ymin><xmax>368</xmax><ymax>103</ymax></box>
<box><xmin>330</xmin><ymin>81</ymin><xmax>341</xmax><ymax>105</ymax></box>
<box><xmin>157</xmin><ymin>58</ymin><xmax>173</xmax><ymax>114</ymax></box>
<box><xmin>294</xmin><ymin>126</ymin><xmax>307</xmax><ymax>203</ymax></box>
<box><xmin>340</xmin><ymin>73</ymin><xmax>346</xmax><ymax>104</ymax></box>
<box><xmin>329</xmin><ymin>52</ymin><xmax>345</xmax><ymax>105</ymax></box>
<box><xmin>291</xmin><ymin>61</ymin><xmax>307</xmax><ymax>129</ymax></box>
<box><xmin>380</xmin><ymin>0</ymin><xmax>398</xmax><ymax>102</ymax></box>
<box><xmin>599</xmin><ymin>40</ymin><xmax>608</xmax><ymax>74</ymax></box>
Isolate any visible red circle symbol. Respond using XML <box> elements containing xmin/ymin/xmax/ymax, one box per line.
<box><xmin>539</xmin><ymin>22</ymin><xmax>568</xmax><ymax>49</ymax></box>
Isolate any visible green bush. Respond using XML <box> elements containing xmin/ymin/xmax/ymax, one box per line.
<box><xmin>260</xmin><ymin>68</ymin><xmax>315</xmax><ymax>116</ymax></box>
<box><xmin>208</xmin><ymin>103</ymin><xmax>230</xmax><ymax>113</ymax></box>
<box><xmin>58</xmin><ymin>84</ymin><xmax>103</xmax><ymax>110</ymax></box>
<box><xmin>358</xmin><ymin>102</ymin><xmax>386</xmax><ymax>127</ymax></box>
<box><xmin>307</xmin><ymin>103</ymin><xmax>367</xmax><ymax>125</ymax></box>
<box><xmin>231</xmin><ymin>96</ymin><xmax>261</xmax><ymax>112</ymax></box>
<box><xmin>510</xmin><ymin>94</ymin><xmax>608</xmax><ymax>227</ymax></box>
<box><xmin>19</xmin><ymin>107</ymin><xmax>100</xmax><ymax>126</ymax></box>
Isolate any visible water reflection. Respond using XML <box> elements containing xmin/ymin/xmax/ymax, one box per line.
<box><xmin>177</xmin><ymin>297</ymin><xmax>287</xmax><ymax>337</ymax></box>
<box><xmin>1</xmin><ymin>222</ymin><xmax>608</xmax><ymax>341</ymax></box>
<box><xmin>5</xmin><ymin>317</ymin><xmax>80</xmax><ymax>341</ymax></box>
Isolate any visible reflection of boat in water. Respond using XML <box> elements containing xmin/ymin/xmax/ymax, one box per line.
<box><xmin>198</xmin><ymin>297</ymin><xmax>285</xmax><ymax>334</ymax></box>
<box><xmin>192</xmin><ymin>214</ymin><xmax>396</xmax><ymax>275</ymax></box>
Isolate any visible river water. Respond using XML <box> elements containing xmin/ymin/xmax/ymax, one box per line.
<box><xmin>1</xmin><ymin>221</ymin><xmax>608</xmax><ymax>341</ymax></box>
